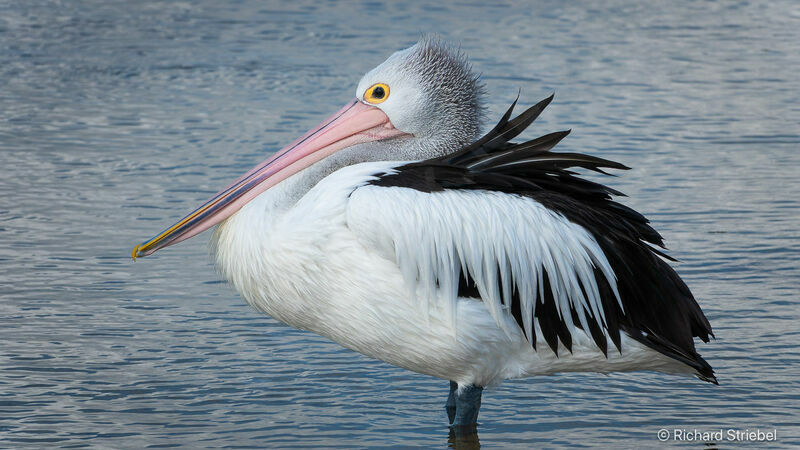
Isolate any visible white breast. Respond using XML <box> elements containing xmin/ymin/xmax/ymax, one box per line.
<box><xmin>212</xmin><ymin>162</ymin><xmax>692</xmax><ymax>386</ymax></box>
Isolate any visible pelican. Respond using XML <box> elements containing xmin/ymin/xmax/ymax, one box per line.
<box><xmin>133</xmin><ymin>38</ymin><xmax>715</xmax><ymax>428</ymax></box>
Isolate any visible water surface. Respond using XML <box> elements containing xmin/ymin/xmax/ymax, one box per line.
<box><xmin>1</xmin><ymin>0</ymin><xmax>799</xmax><ymax>448</ymax></box>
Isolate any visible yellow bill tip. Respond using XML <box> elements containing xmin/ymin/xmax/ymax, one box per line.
<box><xmin>131</xmin><ymin>244</ymin><xmax>141</xmax><ymax>261</ymax></box>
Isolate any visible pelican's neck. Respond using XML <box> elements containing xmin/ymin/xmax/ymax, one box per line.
<box><xmin>209</xmin><ymin>167</ymin><xmax>308</xmax><ymax>309</ymax></box>
<box><xmin>245</xmin><ymin>163</ymin><xmax>316</xmax><ymax>215</ymax></box>
<box><xmin>210</xmin><ymin>133</ymin><xmax>473</xmax><ymax>284</ymax></box>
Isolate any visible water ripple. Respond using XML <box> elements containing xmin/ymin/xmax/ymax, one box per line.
<box><xmin>1</xmin><ymin>0</ymin><xmax>798</xmax><ymax>447</ymax></box>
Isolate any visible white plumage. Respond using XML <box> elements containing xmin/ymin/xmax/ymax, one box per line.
<box><xmin>134</xmin><ymin>38</ymin><xmax>715</xmax><ymax>427</ymax></box>
<box><xmin>348</xmin><ymin>179</ymin><xmax>622</xmax><ymax>340</ymax></box>
<box><xmin>211</xmin><ymin>162</ymin><xmax>692</xmax><ymax>387</ymax></box>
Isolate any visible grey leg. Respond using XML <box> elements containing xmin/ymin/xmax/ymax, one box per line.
<box><xmin>449</xmin><ymin>383</ymin><xmax>483</xmax><ymax>427</ymax></box>
<box><xmin>445</xmin><ymin>381</ymin><xmax>458</xmax><ymax>423</ymax></box>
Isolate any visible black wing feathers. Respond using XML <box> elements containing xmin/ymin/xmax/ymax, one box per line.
<box><xmin>371</xmin><ymin>96</ymin><xmax>715</xmax><ymax>383</ymax></box>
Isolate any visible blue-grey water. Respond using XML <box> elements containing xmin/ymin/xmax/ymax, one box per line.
<box><xmin>1</xmin><ymin>0</ymin><xmax>798</xmax><ymax>448</ymax></box>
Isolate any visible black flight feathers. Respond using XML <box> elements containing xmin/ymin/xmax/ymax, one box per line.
<box><xmin>370</xmin><ymin>95</ymin><xmax>716</xmax><ymax>383</ymax></box>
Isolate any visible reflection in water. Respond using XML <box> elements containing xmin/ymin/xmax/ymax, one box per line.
<box><xmin>1</xmin><ymin>0</ymin><xmax>799</xmax><ymax>447</ymax></box>
<box><xmin>449</xmin><ymin>426</ymin><xmax>481</xmax><ymax>449</ymax></box>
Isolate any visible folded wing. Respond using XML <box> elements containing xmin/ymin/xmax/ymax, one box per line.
<box><xmin>346</xmin><ymin>96</ymin><xmax>716</xmax><ymax>382</ymax></box>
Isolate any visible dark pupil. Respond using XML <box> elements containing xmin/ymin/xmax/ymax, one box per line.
<box><xmin>372</xmin><ymin>86</ymin><xmax>385</xmax><ymax>99</ymax></box>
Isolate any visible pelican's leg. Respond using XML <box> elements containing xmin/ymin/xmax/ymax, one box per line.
<box><xmin>445</xmin><ymin>381</ymin><xmax>458</xmax><ymax>423</ymax></box>
<box><xmin>449</xmin><ymin>383</ymin><xmax>483</xmax><ymax>427</ymax></box>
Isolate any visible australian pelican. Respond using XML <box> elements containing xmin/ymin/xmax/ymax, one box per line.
<box><xmin>133</xmin><ymin>38</ymin><xmax>715</xmax><ymax>428</ymax></box>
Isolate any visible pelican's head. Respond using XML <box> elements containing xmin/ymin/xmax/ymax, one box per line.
<box><xmin>355</xmin><ymin>38</ymin><xmax>484</xmax><ymax>149</ymax></box>
<box><xmin>132</xmin><ymin>38</ymin><xmax>484</xmax><ymax>258</ymax></box>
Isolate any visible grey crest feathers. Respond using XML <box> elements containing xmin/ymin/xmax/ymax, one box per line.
<box><xmin>399</xmin><ymin>37</ymin><xmax>487</xmax><ymax>144</ymax></box>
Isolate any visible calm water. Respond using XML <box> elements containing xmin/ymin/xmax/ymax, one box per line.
<box><xmin>1</xmin><ymin>0</ymin><xmax>799</xmax><ymax>448</ymax></box>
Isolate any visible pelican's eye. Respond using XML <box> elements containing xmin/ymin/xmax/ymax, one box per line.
<box><xmin>364</xmin><ymin>83</ymin><xmax>389</xmax><ymax>104</ymax></box>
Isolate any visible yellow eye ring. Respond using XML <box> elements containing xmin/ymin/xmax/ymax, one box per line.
<box><xmin>364</xmin><ymin>83</ymin><xmax>390</xmax><ymax>104</ymax></box>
